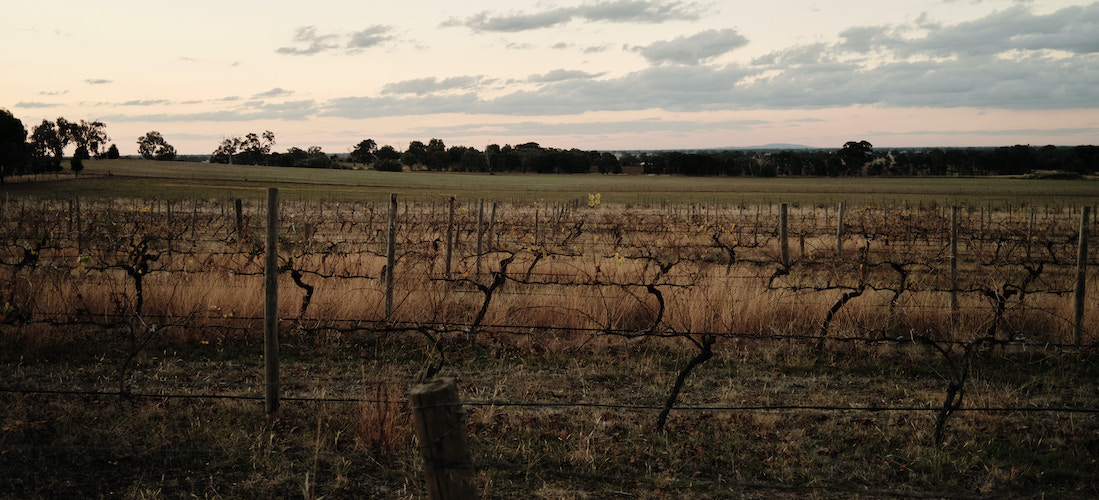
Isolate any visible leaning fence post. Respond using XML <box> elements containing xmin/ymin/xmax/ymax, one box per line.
<box><xmin>1075</xmin><ymin>206</ymin><xmax>1090</xmax><ymax>345</ymax></box>
<box><xmin>411</xmin><ymin>378</ymin><xmax>476</xmax><ymax>500</ymax></box>
<box><xmin>264</xmin><ymin>188</ymin><xmax>280</xmax><ymax>415</ymax></box>
<box><xmin>386</xmin><ymin>193</ymin><xmax>397</xmax><ymax>321</ymax></box>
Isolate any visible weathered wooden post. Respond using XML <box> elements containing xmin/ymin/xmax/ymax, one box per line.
<box><xmin>411</xmin><ymin>378</ymin><xmax>476</xmax><ymax>500</ymax></box>
<box><xmin>445</xmin><ymin>196</ymin><xmax>455</xmax><ymax>280</ymax></box>
<box><xmin>1026</xmin><ymin>208</ymin><xmax>1035</xmax><ymax>261</ymax></box>
<box><xmin>385</xmin><ymin>193</ymin><xmax>397</xmax><ymax>321</ymax></box>
<box><xmin>75</xmin><ymin>197</ymin><xmax>83</xmax><ymax>254</ymax></box>
<box><xmin>779</xmin><ymin>202</ymin><xmax>789</xmax><ymax>268</ymax></box>
<box><xmin>235</xmin><ymin>198</ymin><xmax>244</xmax><ymax>240</ymax></box>
<box><xmin>264</xmin><ymin>188</ymin><xmax>280</xmax><ymax>416</ymax></box>
<box><xmin>950</xmin><ymin>206</ymin><xmax>959</xmax><ymax>321</ymax></box>
<box><xmin>488</xmin><ymin>202</ymin><xmax>497</xmax><ymax>250</ymax></box>
<box><xmin>1075</xmin><ymin>206</ymin><xmax>1090</xmax><ymax>345</ymax></box>
<box><xmin>476</xmin><ymin>199</ymin><xmax>484</xmax><ymax>276</ymax></box>
<box><xmin>836</xmin><ymin>202</ymin><xmax>845</xmax><ymax>259</ymax></box>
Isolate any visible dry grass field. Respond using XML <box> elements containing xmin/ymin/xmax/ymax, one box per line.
<box><xmin>2</xmin><ymin>168</ymin><xmax>1098</xmax><ymax>497</ymax></box>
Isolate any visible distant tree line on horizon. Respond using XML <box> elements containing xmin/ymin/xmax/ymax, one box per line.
<box><xmin>3</xmin><ymin>109</ymin><xmax>1098</xmax><ymax>184</ymax></box>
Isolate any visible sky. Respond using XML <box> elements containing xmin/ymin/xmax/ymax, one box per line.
<box><xmin>3</xmin><ymin>0</ymin><xmax>1098</xmax><ymax>155</ymax></box>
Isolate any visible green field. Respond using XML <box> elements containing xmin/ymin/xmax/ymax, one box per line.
<box><xmin>4</xmin><ymin>158</ymin><xmax>1098</xmax><ymax>206</ymax></box>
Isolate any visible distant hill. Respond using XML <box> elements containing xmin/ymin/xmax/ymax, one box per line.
<box><xmin>717</xmin><ymin>143</ymin><xmax>818</xmax><ymax>150</ymax></box>
<box><xmin>611</xmin><ymin>144</ymin><xmax>820</xmax><ymax>154</ymax></box>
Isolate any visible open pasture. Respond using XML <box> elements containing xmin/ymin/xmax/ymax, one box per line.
<box><xmin>5</xmin><ymin>157</ymin><xmax>1099</xmax><ymax>206</ymax></box>
<box><xmin>2</xmin><ymin>171</ymin><xmax>1098</xmax><ymax>497</ymax></box>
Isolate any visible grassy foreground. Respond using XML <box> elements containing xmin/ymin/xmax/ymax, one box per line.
<box><xmin>2</xmin><ymin>158</ymin><xmax>1098</xmax><ymax>206</ymax></box>
<box><xmin>3</xmin><ymin>330</ymin><xmax>1097</xmax><ymax>498</ymax></box>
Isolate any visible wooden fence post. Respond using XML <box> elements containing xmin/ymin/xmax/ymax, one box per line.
<box><xmin>264</xmin><ymin>188</ymin><xmax>280</xmax><ymax>416</ymax></box>
<box><xmin>75</xmin><ymin>197</ymin><xmax>83</xmax><ymax>254</ymax></box>
<box><xmin>950</xmin><ymin>206</ymin><xmax>958</xmax><ymax>321</ymax></box>
<box><xmin>476</xmin><ymin>199</ymin><xmax>484</xmax><ymax>276</ymax></box>
<box><xmin>779</xmin><ymin>202</ymin><xmax>789</xmax><ymax>267</ymax></box>
<box><xmin>235</xmin><ymin>198</ymin><xmax>244</xmax><ymax>240</ymax></box>
<box><xmin>1076</xmin><ymin>206</ymin><xmax>1090</xmax><ymax>345</ymax></box>
<box><xmin>836</xmin><ymin>202</ymin><xmax>845</xmax><ymax>259</ymax></box>
<box><xmin>411</xmin><ymin>378</ymin><xmax>476</xmax><ymax>500</ymax></box>
<box><xmin>446</xmin><ymin>196</ymin><xmax>455</xmax><ymax>280</ymax></box>
<box><xmin>386</xmin><ymin>193</ymin><xmax>397</xmax><ymax>321</ymax></box>
<box><xmin>1027</xmin><ymin>208</ymin><xmax>1035</xmax><ymax>261</ymax></box>
<box><xmin>488</xmin><ymin>202</ymin><xmax>497</xmax><ymax>250</ymax></box>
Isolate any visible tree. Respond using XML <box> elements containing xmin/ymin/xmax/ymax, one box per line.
<box><xmin>402</xmin><ymin>140</ymin><xmax>429</xmax><ymax>167</ymax></box>
<box><xmin>106</xmin><ymin>144</ymin><xmax>120</xmax><ymax>159</ymax></box>
<box><xmin>240</xmin><ymin>131</ymin><xmax>274</xmax><ymax>165</ymax></box>
<box><xmin>840</xmin><ymin>140</ymin><xmax>874</xmax><ymax>174</ymax></box>
<box><xmin>373</xmin><ymin>158</ymin><xmax>403</xmax><ymax>172</ymax></box>
<box><xmin>303</xmin><ymin>146</ymin><xmax>333</xmax><ymax>168</ymax></box>
<box><xmin>0</xmin><ymin>108</ymin><xmax>29</xmax><ymax>183</ymax></box>
<box><xmin>29</xmin><ymin>119</ymin><xmax>64</xmax><ymax>171</ymax></box>
<box><xmin>211</xmin><ymin>136</ymin><xmax>241</xmax><ymax>164</ymax></box>
<box><xmin>70</xmin><ymin>120</ymin><xmax>109</xmax><ymax>158</ymax></box>
<box><xmin>71</xmin><ymin>146</ymin><xmax>86</xmax><ymax>176</ymax></box>
<box><xmin>375</xmin><ymin>145</ymin><xmax>400</xmax><ymax>161</ymax></box>
<box><xmin>137</xmin><ymin>131</ymin><xmax>177</xmax><ymax>161</ymax></box>
<box><xmin>485</xmin><ymin>144</ymin><xmax>500</xmax><ymax>174</ymax></box>
<box><xmin>212</xmin><ymin>131</ymin><xmax>274</xmax><ymax>165</ymax></box>
<box><xmin>350</xmin><ymin>139</ymin><xmax>377</xmax><ymax>165</ymax></box>
<box><xmin>594</xmin><ymin>152</ymin><xmax>621</xmax><ymax>174</ymax></box>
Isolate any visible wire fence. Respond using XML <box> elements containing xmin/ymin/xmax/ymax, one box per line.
<box><xmin>3</xmin><ymin>194</ymin><xmax>1098</xmax><ymax>496</ymax></box>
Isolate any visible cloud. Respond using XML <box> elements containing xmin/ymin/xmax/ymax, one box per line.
<box><xmin>14</xmin><ymin>101</ymin><xmax>59</xmax><ymax>109</ymax></box>
<box><xmin>874</xmin><ymin>126</ymin><xmax>1099</xmax><ymax>137</ymax></box>
<box><xmin>99</xmin><ymin>100</ymin><xmax>318</xmax><ymax>122</ymax></box>
<box><xmin>91</xmin><ymin>3</ymin><xmax>1099</xmax><ymax>129</ymax></box>
<box><xmin>444</xmin><ymin>0</ymin><xmax>704</xmax><ymax>32</ymax></box>
<box><xmin>38</xmin><ymin>90</ymin><xmax>68</xmax><ymax>96</ymax></box>
<box><xmin>85</xmin><ymin>78</ymin><xmax>112</xmax><ymax>85</ymax></box>
<box><xmin>406</xmin><ymin>117</ymin><xmax>769</xmax><ymax>138</ymax></box>
<box><xmin>277</xmin><ymin>25</ymin><xmax>397</xmax><ymax>55</ymax></box>
<box><xmin>120</xmin><ymin>99</ymin><xmax>171</xmax><ymax>106</ymax></box>
<box><xmin>836</xmin><ymin>3</ymin><xmax>1099</xmax><ymax>57</ymax></box>
<box><xmin>276</xmin><ymin>26</ymin><xmax>341</xmax><ymax>55</ymax></box>
<box><xmin>527</xmin><ymin>69</ymin><xmax>604</xmax><ymax>83</ymax></box>
<box><xmin>347</xmin><ymin>25</ymin><xmax>395</xmax><ymax>49</ymax></box>
<box><xmin>381</xmin><ymin>76</ymin><xmax>487</xmax><ymax>95</ymax></box>
<box><xmin>631</xmin><ymin>29</ymin><xmax>749</xmax><ymax>65</ymax></box>
<box><xmin>253</xmin><ymin>88</ymin><xmax>294</xmax><ymax>98</ymax></box>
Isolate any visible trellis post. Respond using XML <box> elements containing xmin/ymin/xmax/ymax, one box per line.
<box><xmin>445</xmin><ymin>196</ymin><xmax>455</xmax><ymax>279</ymax></box>
<box><xmin>411</xmin><ymin>378</ymin><xmax>476</xmax><ymax>499</ymax></box>
<box><xmin>264</xmin><ymin>188</ymin><xmax>280</xmax><ymax>415</ymax></box>
<box><xmin>385</xmin><ymin>193</ymin><xmax>397</xmax><ymax>321</ymax></box>
<box><xmin>1075</xmin><ymin>206</ymin><xmax>1090</xmax><ymax>345</ymax></box>
<box><xmin>836</xmin><ymin>201</ymin><xmax>845</xmax><ymax>258</ymax></box>
<box><xmin>779</xmin><ymin>202</ymin><xmax>789</xmax><ymax>268</ymax></box>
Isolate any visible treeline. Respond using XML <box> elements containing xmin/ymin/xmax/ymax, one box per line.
<box><xmin>4</xmin><ymin>108</ymin><xmax>1099</xmax><ymax>183</ymax></box>
<box><xmin>388</xmin><ymin>140</ymin><xmax>1099</xmax><ymax>177</ymax></box>
<box><xmin>683</xmin><ymin>142</ymin><xmax>1099</xmax><ymax>177</ymax></box>
<box><xmin>0</xmin><ymin>109</ymin><xmax>118</xmax><ymax>182</ymax></box>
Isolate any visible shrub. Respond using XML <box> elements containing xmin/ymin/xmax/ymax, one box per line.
<box><xmin>373</xmin><ymin>159</ymin><xmax>403</xmax><ymax>172</ymax></box>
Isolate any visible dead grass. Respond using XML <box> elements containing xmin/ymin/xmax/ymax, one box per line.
<box><xmin>1</xmin><ymin>198</ymin><xmax>1097</xmax><ymax>497</ymax></box>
